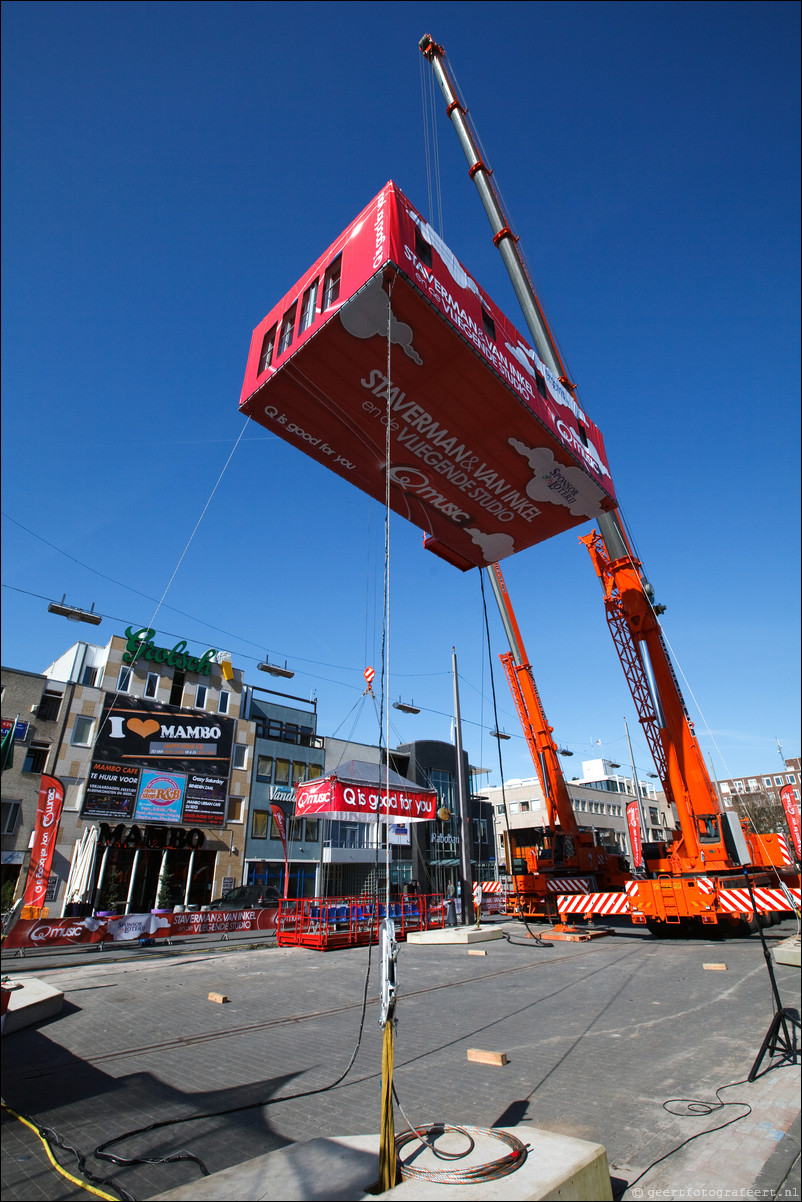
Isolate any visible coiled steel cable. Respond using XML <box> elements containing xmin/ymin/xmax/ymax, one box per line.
<box><xmin>395</xmin><ymin>1123</ymin><xmax>528</xmax><ymax>1184</ymax></box>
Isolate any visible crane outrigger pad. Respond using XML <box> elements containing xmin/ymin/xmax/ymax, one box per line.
<box><xmin>239</xmin><ymin>183</ymin><xmax>616</xmax><ymax>570</ymax></box>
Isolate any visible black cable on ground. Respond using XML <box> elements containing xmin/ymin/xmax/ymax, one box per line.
<box><xmin>1</xmin><ymin>1100</ymin><xmax>135</xmax><ymax>1201</ymax></box>
<box><xmin>93</xmin><ymin>937</ymin><xmax>377</xmax><ymax>1177</ymax></box>
<box><xmin>611</xmin><ymin>1076</ymin><xmax>757</xmax><ymax>1200</ymax></box>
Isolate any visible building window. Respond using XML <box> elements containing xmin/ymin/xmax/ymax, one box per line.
<box><xmin>218</xmin><ymin>691</ymin><xmax>230</xmax><ymax>715</ymax></box>
<box><xmin>81</xmin><ymin>665</ymin><xmax>101</xmax><ymax>687</ymax></box>
<box><xmin>227</xmin><ymin>797</ymin><xmax>243</xmax><ymax>823</ymax></box>
<box><xmin>256</xmin><ymin>755</ymin><xmax>273</xmax><ymax>783</ymax></box>
<box><xmin>72</xmin><ymin>716</ymin><xmax>94</xmax><ymax>746</ymax></box>
<box><xmin>509</xmin><ymin>802</ymin><xmax>519</xmax><ymax>814</ymax></box>
<box><xmin>278</xmin><ymin>304</ymin><xmax>297</xmax><ymax>354</ymax></box>
<box><xmin>144</xmin><ymin>673</ymin><xmax>159</xmax><ymax>699</ymax></box>
<box><xmin>322</xmin><ymin>255</ymin><xmax>342</xmax><ymax>309</ymax></box>
<box><xmin>117</xmin><ymin>666</ymin><xmax>132</xmax><ymax>693</ymax></box>
<box><xmin>774</xmin><ymin>777</ymin><xmax>784</xmax><ymax>786</ymax></box>
<box><xmin>2</xmin><ymin>801</ymin><xmax>21</xmax><ymax>834</ymax></box>
<box><xmin>23</xmin><ymin>743</ymin><xmax>49</xmax><ymax>774</ymax></box>
<box><xmin>307</xmin><ymin>763</ymin><xmax>323</xmax><ymax>779</ymax></box>
<box><xmin>274</xmin><ymin>759</ymin><xmax>290</xmax><ymax>784</ymax></box>
<box><xmin>496</xmin><ymin>804</ymin><xmax>505</xmax><ymax>814</ymax></box>
<box><xmin>414</xmin><ymin>226</ymin><xmax>432</xmax><ymax>268</ymax></box>
<box><xmin>251</xmin><ymin>810</ymin><xmax>269</xmax><ymax>839</ymax></box>
<box><xmin>292</xmin><ymin>761</ymin><xmax>307</xmax><ymax>783</ymax></box>
<box><xmin>299</xmin><ymin>279</ymin><xmax>319</xmax><ymax>333</ymax></box>
<box><xmin>481</xmin><ymin>307</ymin><xmax>496</xmax><ymax>342</ymax></box>
<box><xmin>169</xmin><ymin>670</ymin><xmax>185</xmax><ymax>707</ymax></box>
<box><xmin>786</xmin><ymin>776</ymin><xmax>795</xmax><ymax>785</ymax></box>
<box><xmin>233</xmin><ymin>744</ymin><xmax>248</xmax><ymax>770</ymax></box>
<box><xmin>37</xmin><ymin>691</ymin><xmax>63</xmax><ymax>722</ymax></box>
<box><xmin>258</xmin><ymin>324</ymin><xmax>277</xmax><ymax>374</ymax></box>
<box><xmin>195</xmin><ymin>684</ymin><xmax>207</xmax><ymax>709</ymax></box>
<box><xmin>520</xmin><ymin>801</ymin><xmax>530</xmax><ymax>812</ymax></box>
<box><xmin>305</xmin><ymin>818</ymin><xmax>319</xmax><ymax>842</ymax></box>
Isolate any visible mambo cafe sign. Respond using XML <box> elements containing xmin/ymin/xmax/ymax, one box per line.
<box><xmin>294</xmin><ymin>774</ymin><xmax>437</xmax><ymax>821</ymax></box>
<box><xmin>122</xmin><ymin>627</ymin><xmax>217</xmax><ymax>676</ymax></box>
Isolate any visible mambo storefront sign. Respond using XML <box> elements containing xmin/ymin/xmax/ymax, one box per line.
<box><xmin>81</xmin><ymin>697</ymin><xmax>234</xmax><ymax>826</ymax></box>
<box><xmin>97</xmin><ymin>823</ymin><xmax>206</xmax><ymax>850</ymax></box>
<box><xmin>122</xmin><ymin>627</ymin><xmax>217</xmax><ymax>675</ymax></box>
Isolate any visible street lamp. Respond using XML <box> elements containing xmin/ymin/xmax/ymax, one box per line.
<box><xmin>257</xmin><ymin>658</ymin><xmax>294</xmax><ymax>678</ymax></box>
<box><xmin>47</xmin><ymin>595</ymin><xmax>102</xmax><ymax>625</ymax></box>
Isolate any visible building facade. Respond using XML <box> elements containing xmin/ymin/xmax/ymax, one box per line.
<box><xmin>485</xmin><ymin>757</ymin><xmax>677</xmax><ymax>872</ymax></box>
<box><xmin>243</xmin><ymin>686</ymin><xmax>325</xmax><ymax>900</ymax></box>
<box><xmin>3</xmin><ymin>626</ymin><xmax>256</xmax><ymax>916</ymax></box>
<box><xmin>716</xmin><ymin>757</ymin><xmax>800</xmax><ymax>807</ymax></box>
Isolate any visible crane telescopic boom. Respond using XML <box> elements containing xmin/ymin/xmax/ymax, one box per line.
<box><xmin>422</xmin><ymin>32</ymin><xmax>800</xmax><ymax>933</ymax></box>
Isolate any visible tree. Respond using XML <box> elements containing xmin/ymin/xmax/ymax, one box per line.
<box><xmin>729</xmin><ymin>791</ymin><xmax>790</xmax><ymax>838</ymax></box>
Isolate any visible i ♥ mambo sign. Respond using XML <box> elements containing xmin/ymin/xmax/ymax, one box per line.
<box><xmin>81</xmin><ymin>697</ymin><xmax>234</xmax><ymax>826</ymax></box>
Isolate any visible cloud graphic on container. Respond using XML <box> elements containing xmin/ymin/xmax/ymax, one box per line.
<box><xmin>509</xmin><ymin>440</ymin><xmax>604</xmax><ymax>518</ymax></box>
<box><xmin>406</xmin><ymin>209</ymin><xmax>480</xmax><ymax>299</ymax></box>
<box><xmin>464</xmin><ymin>529</ymin><xmax>517</xmax><ymax>562</ymax></box>
<box><xmin>339</xmin><ymin>276</ymin><xmax>422</xmax><ymax>364</ymax></box>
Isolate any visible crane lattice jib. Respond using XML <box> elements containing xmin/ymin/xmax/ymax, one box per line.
<box><xmin>581</xmin><ymin>530</ymin><xmax>729</xmax><ymax>865</ymax></box>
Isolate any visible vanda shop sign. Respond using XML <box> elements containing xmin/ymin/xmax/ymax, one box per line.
<box><xmin>122</xmin><ymin>627</ymin><xmax>217</xmax><ymax>675</ymax></box>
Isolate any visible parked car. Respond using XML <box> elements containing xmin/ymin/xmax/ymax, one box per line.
<box><xmin>207</xmin><ymin>885</ymin><xmax>280</xmax><ymax>910</ymax></box>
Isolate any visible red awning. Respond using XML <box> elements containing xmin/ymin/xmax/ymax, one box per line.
<box><xmin>294</xmin><ymin>761</ymin><xmax>437</xmax><ymax>823</ymax></box>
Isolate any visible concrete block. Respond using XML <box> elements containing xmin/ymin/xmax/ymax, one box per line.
<box><xmin>772</xmin><ymin>935</ymin><xmax>801</xmax><ymax>967</ymax></box>
<box><xmin>149</xmin><ymin>1126</ymin><xmax>613</xmax><ymax>1201</ymax></box>
<box><xmin>208</xmin><ymin>992</ymin><xmax>229</xmax><ymax>1004</ymax></box>
<box><xmin>703</xmin><ymin>963</ymin><xmax>728</xmax><ymax>971</ymax></box>
<box><xmin>2</xmin><ymin>977</ymin><xmax>64</xmax><ymax>1035</ymax></box>
<box><xmin>467</xmin><ymin>1048</ymin><xmax>508</xmax><ymax>1066</ymax></box>
<box><xmin>468</xmin><ymin>949</ymin><xmax>488</xmax><ymax>956</ymax></box>
<box><xmin>406</xmin><ymin>927</ymin><xmax>504</xmax><ymax>947</ymax></box>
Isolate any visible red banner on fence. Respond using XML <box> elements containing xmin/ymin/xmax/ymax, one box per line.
<box><xmin>22</xmin><ymin>776</ymin><xmax>64</xmax><ymax>909</ymax></box>
<box><xmin>2</xmin><ymin>907</ymin><xmax>278</xmax><ymax>950</ymax></box>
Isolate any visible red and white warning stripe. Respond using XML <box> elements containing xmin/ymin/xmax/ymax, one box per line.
<box><xmin>557</xmin><ymin>891</ymin><xmax>630</xmax><ymax>916</ymax></box>
<box><xmin>776</xmin><ymin>834</ymin><xmax>794</xmax><ymax>866</ymax></box>
<box><xmin>546</xmin><ymin>878</ymin><xmax>592</xmax><ymax>893</ymax></box>
<box><xmin>717</xmin><ymin>886</ymin><xmax>801</xmax><ymax>915</ymax></box>
<box><xmin>479</xmin><ymin>881</ymin><xmax>502</xmax><ymax>894</ymax></box>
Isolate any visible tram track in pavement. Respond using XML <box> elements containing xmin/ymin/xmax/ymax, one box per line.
<box><xmin>2</xmin><ymin>940</ymin><xmax>643</xmax><ymax>1078</ymax></box>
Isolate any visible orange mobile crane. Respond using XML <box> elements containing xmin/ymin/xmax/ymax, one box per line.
<box><xmin>421</xmin><ymin>34</ymin><xmax>801</xmax><ymax>935</ymax></box>
<box><xmin>487</xmin><ymin>562</ymin><xmax>630</xmax><ymax>921</ymax></box>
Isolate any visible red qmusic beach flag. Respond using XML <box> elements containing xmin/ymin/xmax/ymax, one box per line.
<box><xmin>271</xmin><ymin>803</ymin><xmax>290</xmax><ymax>898</ymax></box>
<box><xmin>627</xmin><ymin>800</ymin><xmax>643</xmax><ymax>870</ymax></box>
<box><xmin>780</xmin><ymin>785</ymin><xmax>801</xmax><ymax>859</ymax></box>
<box><xmin>22</xmin><ymin>775</ymin><xmax>65</xmax><ymax>909</ymax></box>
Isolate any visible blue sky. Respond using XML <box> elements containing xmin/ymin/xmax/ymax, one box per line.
<box><xmin>2</xmin><ymin>1</ymin><xmax>799</xmax><ymax>786</ymax></box>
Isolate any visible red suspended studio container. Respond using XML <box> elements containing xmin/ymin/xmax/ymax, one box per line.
<box><xmin>239</xmin><ymin>182</ymin><xmax>616</xmax><ymax>571</ymax></box>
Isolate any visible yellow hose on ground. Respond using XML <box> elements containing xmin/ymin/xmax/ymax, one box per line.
<box><xmin>1</xmin><ymin>1101</ymin><xmax>121</xmax><ymax>1201</ymax></box>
